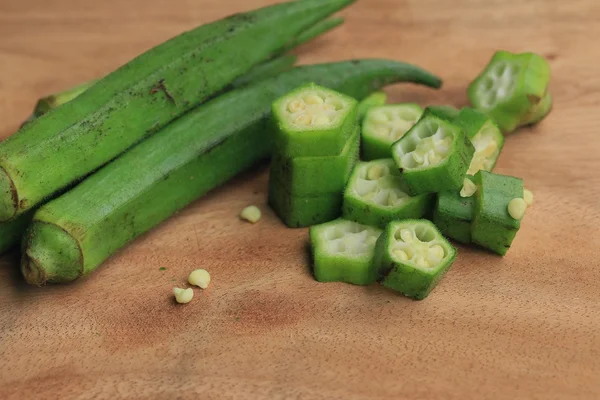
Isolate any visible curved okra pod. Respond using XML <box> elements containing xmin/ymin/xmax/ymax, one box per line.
<box><xmin>356</xmin><ymin>91</ymin><xmax>387</xmax><ymax>121</ymax></box>
<box><xmin>471</xmin><ymin>170</ymin><xmax>525</xmax><ymax>255</ymax></box>
<box><xmin>270</xmin><ymin>128</ymin><xmax>359</xmax><ymax>197</ymax></box>
<box><xmin>342</xmin><ymin>159</ymin><xmax>434</xmax><ymax>228</ymax></box>
<box><xmin>372</xmin><ymin>219</ymin><xmax>457</xmax><ymax>300</ymax></box>
<box><xmin>433</xmin><ymin>176</ymin><xmax>476</xmax><ymax>244</ymax></box>
<box><xmin>391</xmin><ymin>110</ymin><xmax>475</xmax><ymax>195</ymax></box>
<box><xmin>310</xmin><ymin>219</ymin><xmax>382</xmax><ymax>285</ymax></box>
<box><xmin>361</xmin><ymin>103</ymin><xmax>423</xmax><ymax>160</ymax></box>
<box><xmin>467</xmin><ymin>51</ymin><xmax>551</xmax><ymax>133</ymax></box>
<box><xmin>272</xmin><ymin>83</ymin><xmax>359</xmax><ymax>157</ymax></box>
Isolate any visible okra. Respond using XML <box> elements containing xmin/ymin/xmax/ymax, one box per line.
<box><xmin>357</xmin><ymin>91</ymin><xmax>387</xmax><ymax>121</ymax></box>
<box><xmin>270</xmin><ymin>128</ymin><xmax>359</xmax><ymax>197</ymax></box>
<box><xmin>372</xmin><ymin>219</ymin><xmax>456</xmax><ymax>300</ymax></box>
<box><xmin>0</xmin><ymin>0</ymin><xmax>356</xmax><ymax>221</ymax></box>
<box><xmin>520</xmin><ymin>91</ymin><xmax>553</xmax><ymax>127</ymax></box>
<box><xmin>342</xmin><ymin>159</ymin><xmax>434</xmax><ymax>229</ymax></box>
<box><xmin>433</xmin><ymin>176</ymin><xmax>476</xmax><ymax>244</ymax></box>
<box><xmin>310</xmin><ymin>219</ymin><xmax>382</xmax><ymax>285</ymax></box>
<box><xmin>21</xmin><ymin>59</ymin><xmax>443</xmax><ymax>285</ymax></box>
<box><xmin>361</xmin><ymin>103</ymin><xmax>424</xmax><ymax>160</ymax></box>
<box><xmin>427</xmin><ymin>105</ymin><xmax>460</xmax><ymax>121</ymax></box>
<box><xmin>272</xmin><ymin>83</ymin><xmax>359</xmax><ymax>157</ymax></box>
<box><xmin>467</xmin><ymin>51</ymin><xmax>551</xmax><ymax>133</ymax></box>
<box><xmin>471</xmin><ymin>170</ymin><xmax>524</xmax><ymax>256</ymax></box>
<box><xmin>391</xmin><ymin>110</ymin><xmax>475</xmax><ymax>195</ymax></box>
<box><xmin>0</xmin><ymin>211</ymin><xmax>33</xmax><ymax>254</ymax></box>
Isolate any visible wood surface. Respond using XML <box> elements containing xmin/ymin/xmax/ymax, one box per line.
<box><xmin>1</xmin><ymin>0</ymin><xmax>599</xmax><ymax>398</ymax></box>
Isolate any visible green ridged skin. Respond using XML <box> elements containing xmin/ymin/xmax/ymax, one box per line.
<box><xmin>32</xmin><ymin>80</ymin><xmax>99</xmax><ymax>118</ymax></box>
<box><xmin>391</xmin><ymin>111</ymin><xmax>475</xmax><ymax>195</ymax></box>
<box><xmin>468</xmin><ymin>51</ymin><xmax>551</xmax><ymax>134</ymax></box>
<box><xmin>272</xmin><ymin>83</ymin><xmax>359</xmax><ymax>157</ymax></box>
<box><xmin>342</xmin><ymin>159</ymin><xmax>434</xmax><ymax>229</ymax></box>
<box><xmin>520</xmin><ymin>91</ymin><xmax>553</xmax><ymax>127</ymax></box>
<box><xmin>291</xmin><ymin>16</ymin><xmax>345</xmax><ymax>48</ymax></box>
<box><xmin>357</xmin><ymin>91</ymin><xmax>387</xmax><ymax>121</ymax></box>
<box><xmin>0</xmin><ymin>0</ymin><xmax>356</xmax><ymax>221</ymax></box>
<box><xmin>310</xmin><ymin>219</ymin><xmax>382</xmax><ymax>285</ymax></box>
<box><xmin>270</xmin><ymin>128</ymin><xmax>359</xmax><ymax>197</ymax></box>
<box><xmin>471</xmin><ymin>170</ymin><xmax>524</xmax><ymax>256</ymax></box>
<box><xmin>372</xmin><ymin>219</ymin><xmax>457</xmax><ymax>300</ymax></box>
<box><xmin>21</xmin><ymin>59</ymin><xmax>443</xmax><ymax>284</ymax></box>
<box><xmin>361</xmin><ymin>103</ymin><xmax>423</xmax><ymax>161</ymax></box>
<box><xmin>427</xmin><ymin>105</ymin><xmax>460</xmax><ymax>121</ymax></box>
<box><xmin>269</xmin><ymin>180</ymin><xmax>342</xmax><ymax>228</ymax></box>
<box><xmin>0</xmin><ymin>211</ymin><xmax>34</xmax><ymax>254</ymax></box>
<box><xmin>433</xmin><ymin>175</ymin><xmax>475</xmax><ymax>244</ymax></box>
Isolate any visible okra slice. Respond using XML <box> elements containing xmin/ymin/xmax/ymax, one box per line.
<box><xmin>357</xmin><ymin>91</ymin><xmax>388</xmax><ymax>121</ymax></box>
<box><xmin>272</xmin><ymin>83</ymin><xmax>358</xmax><ymax>157</ymax></box>
<box><xmin>453</xmin><ymin>107</ymin><xmax>505</xmax><ymax>175</ymax></box>
<box><xmin>372</xmin><ymin>219</ymin><xmax>457</xmax><ymax>300</ymax></box>
<box><xmin>471</xmin><ymin>170</ymin><xmax>524</xmax><ymax>256</ymax></box>
<box><xmin>433</xmin><ymin>176</ymin><xmax>476</xmax><ymax>244</ymax></box>
<box><xmin>520</xmin><ymin>91</ymin><xmax>553</xmax><ymax>127</ymax></box>
<box><xmin>270</xmin><ymin>128</ymin><xmax>359</xmax><ymax>197</ymax></box>
<box><xmin>426</xmin><ymin>105</ymin><xmax>460</xmax><ymax>121</ymax></box>
<box><xmin>342</xmin><ymin>159</ymin><xmax>434</xmax><ymax>229</ymax></box>
<box><xmin>268</xmin><ymin>179</ymin><xmax>342</xmax><ymax>228</ymax></box>
<box><xmin>391</xmin><ymin>111</ymin><xmax>475</xmax><ymax>195</ymax></box>
<box><xmin>310</xmin><ymin>219</ymin><xmax>382</xmax><ymax>285</ymax></box>
<box><xmin>468</xmin><ymin>51</ymin><xmax>551</xmax><ymax>133</ymax></box>
<box><xmin>361</xmin><ymin>104</ymin><xmax>424</xmax><ymax>161</ymax></box>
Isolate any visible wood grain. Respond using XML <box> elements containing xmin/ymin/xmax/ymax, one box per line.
<box><xmin>1</xmin><ymin>0</ymin><xmax>599</xmax><ymax>398</ymax></box>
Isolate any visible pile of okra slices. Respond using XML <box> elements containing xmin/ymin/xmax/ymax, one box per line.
<box><xmin>268</xmin><ymin>51</ymin><xmax>551</xmax><ymax>300</ymax></box>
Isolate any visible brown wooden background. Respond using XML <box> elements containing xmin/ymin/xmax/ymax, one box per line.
<box><xmin>1</xmin><ymin>0</ymin><xmax>599</xmax><ymax>398</ymax></box>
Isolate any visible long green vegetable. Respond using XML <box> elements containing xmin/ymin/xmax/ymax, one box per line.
<box><xmin>0</xmin><ymin>0</ymin><xmax>354</xmax><ymax>222</ymax></box>
<box><xmin>21</xmin><ymin>59</ymin><xmax>442</xmax><ymax>285</ymax></box>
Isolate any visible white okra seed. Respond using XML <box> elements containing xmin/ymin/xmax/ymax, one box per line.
<box><xmin>240</xmin><ymin>205</ymin><xmax>261</xmax><ymax>223</ymax></box>
<box><xmin>523</xmin><ymin>189</ymin><xmax>534</xmax><ymax>206</ymax></box>
<box><xmin>173</xmin><ymin>287</ymin><xmax>194</xmax><ymax>304</ymax></box>
<box><xmin>460</xmin><ymin>179</ymin><xmax>478</xmax><ymax>198</ymax></box>
<box><xmin>188</xmin><ymin>269</ymin><xmax>211</xmax><ymax>289</ymax></box>
<box><xmin>508</xmin><ymin>198</ymin><xmax>527</xmax><ymax>220</ymax></box>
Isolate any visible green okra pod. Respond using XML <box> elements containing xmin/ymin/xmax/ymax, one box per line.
<box><xmin>21</xmin><ymin>59</ymin><xmax>443</xmax><ymax>285</ymax></box>
<box><xmin>372</xmin><ymin>219</ymin><xmax>457</xmax><ymax>300</ymax></box>
<box><xmin>342</xmin><ymin>159</ymin><xmax>434</xmax><ymax>228</ymax></box>
<box><xmin>310</xmin><ymin>219</ymin><xmax>382</xmax><ymax>285</ymax></box>
<box><xmin>0</xmin><ymin>0</ymin><xmax>356</xmax><ymax>221</ymax></box>
<box><xmin>391</xmin><ymin>110</ymin><xmax>475</xmax><ymax>195</ymax></box>
<box><xmin>361</xmin><ymin>103</ymin><xmax>423</xmax><ymax>161</ymax></box>
<box><xmin>520</xmin><ymin>91</ymin><xmax>553</xmax><ymax>127</ymax></box>
<box><xmin>433</xmin><ymin>176</ymin><xmax>476</xmax><ymax>244</ymax></box>
<box><xmin>356</xmin><ymin>91</ymin><xmax>387</xmax><ymax>121</ymax></box>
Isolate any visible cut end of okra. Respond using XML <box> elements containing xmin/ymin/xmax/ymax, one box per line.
<box><xmin>310</xmin><ymin>219</ymin><xmax>382</xmax><ymax>285</ymax></box>
<box><xmin>357</xmin><ymin>91</ymin><xmax>388</xmax><ymax>121</ymax></box>
<box><xmin>373</xmin><ymin>219</ymin><xmax>456</xmax><ymax>300</ymax></box>
<box><xmin>392</xmin><ymin>112</ymin><xmax>475</xmax><ymax>195</ymax></box>
<box><xmin>471</xmin><ymin>170</ymin><xmax>525</xmax><ymax>256</ymax></box>
<box><xmin>342</xmin><ymin>159</ymin><xmax>433</xmax><ymax>228</ymax></box>
<box><xmin>272</xmin><ymin>83</ymin><xmax>358</xmax><ymax>157</ymax></box>
<box><xmin>468</xmin><ymin>51</ymin><xmax>551</xmax><ymax>133</ymax></box>
<box><xmin>361</xmin><ymin>104</ymin><xmax>424</xmax><ymax>160</ymax></box>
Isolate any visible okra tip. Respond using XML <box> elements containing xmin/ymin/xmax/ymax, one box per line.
<box><xmin>0</xmin><ymin>168</ymin><xmax>18</xmax><ymax>221</ymax></box>
<box><xmin>21</xmin><ymin>221</ymin><xmax>83</xmax><ymax>285</ymax></box>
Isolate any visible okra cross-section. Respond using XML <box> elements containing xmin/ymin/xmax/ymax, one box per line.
<box><xmin>471</xmin><ymin>170</ymin><xmax>524</xmax><ymax>256</ymax></box>
<box><xmin>468</xmin><ymin>51</ymin><xmax>551</xmax><ymax>133</ymax></box>
<box><xmin>391</xmin><ymin>111</ymin><xmax>475</xmax><ymax>195</ymax></box>
<box><xmin>433</xmin><ymin>176</ymin><xmax>476</xmax><ymax>244</ymax></box>
<box><xmin>372</xmin><ymin>219</ymin><xmax>457</xmax><ymax>300</ymax></box>
<box><xmin>272</xmin><ymin>83</ymin><xmax>358</xmax><ymax>157</ymax></box>
<box><xmin>342</xmin><ymin>159</ymin><xmax>434</xmax><ymax>229</ymax></box>
<box><xmin>361</xmin><ymin>104</ymin><xmax>424</xmax><ymax>160</ymax></box>
<box><xmin>310</xmin><ymin>219</ymin><xmax>382</xmax><ymax>285</ymax></box>
<box><xmin>270</xmin><ymin>128</ymin><xmax>359</xmax><ymax>197</ymax></box>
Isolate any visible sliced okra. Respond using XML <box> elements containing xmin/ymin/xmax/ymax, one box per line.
<box><xmin>268</xmin><ymin>179</ymin><xmax>342</xmax><ymax>228</ymax></box>
<box><xmin>468</xmin><ymin>51</ymin><xmax>551</xmax><ymax>133</ymax></box>
<box><xmin>361</xmin><ymin>103</ymin><xmax>424</xmax><ymax>160</ymax></box>
<box><xmin>372</xmin><ymin>219</ymin><xmax>457</xmax><ymax>300</ymax></box>
<box><xmin>426</xmin><ymin>105</ymin><xmax>460</xmax><ymax>121</ymax></box>
<box><xmin>433</xmin><ymin>176</ymin><xmax>476</xmax><ymax>244</ymax></box>
<box><xmin>357</xmin><ymin>91</ymin><xmax>387</xmax><ymax>121</ymax></box>
<box><xmin>342</xmin><ymin>159</ymin><xmax>434</xmax><ymax>229</ymax></box>
<box><xmin>269</xmin><ymin>128</ymin><xmax>359</xmax><ymax>197</ymax></box>
<box><xmin>471</xmin><ymin>170</ymin><xmax>525</xmax><ymax>256</ymax></box>
<box><xmin>391</xmin><ymin>111</ymin><xmax>475</xmax><ymax>195</ymax></box>
<box><xmin>453</xmin><ymin>107</ymin><xmax>505</xmax><ymax>175</ymax></box>
<box><xmin>310</xmin><ymin>219</ymin><xmax>382</xmax><ymax>285</ymax></box>
<box><xmin>520</xmin><ymin>91</ymin><xmax>553</xmax><ymax>127</ymax></box>
<box><xmin>272</xmin><ymin>83</ymin><xmax>358</xmax><ymax>157</ymax></box>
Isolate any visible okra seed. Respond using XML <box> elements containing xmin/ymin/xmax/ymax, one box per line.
<box><xmin>173</xmin><ymin>287</ymin><xmax>194</xmax><ymax>304</ymax></box>
<box><xmin>305</xmin><ymin>94</ymin><xmax>324</xmax><ymax>105</ymax></box>
<box><xmin>372</xmin><ymin>112</ymin><xmax>388</xmax><ymax>124</ymax></box>
<box><xmin>523</xmin><ymin>189</ymin><xmax>534</xmax><ymax>206</ymax></box>
<box><xmin>367</xmin><ymin>165</ymin><xmax>386</xmax><ymax>180</ymax></box>
<box><xmin>294</xmin><ymin>114</ymin><xmax>312</xmax><ymax>125</ymax></box>
<box><xmin>399</xmin><ymin>229</ymin><xmax>414</xmax><ymax>243</ymax></box>
<box><xmin>188</xmin><ymin>269</ymin><xmax>211</xmax><ymax>289</ymax></box>
<box><xmin>415</xmin><ymin>257</ymin><xmax>429</xmax><ymax>268</ymax></box>
<box><xmin>240</xmin><ymin>205</ymin><xmax>262</xmax><ymax>223</ymax></box>
<box><xmin>429</xmin><ymin>245</ymin><xmax>445</xmax><ymax>260</ymax></box>
<box><xmin>460</xmin><ymin>179</ymin><xmax>478</xmax><ymax>198</ymax></box>
<box><xmin>314</xmin><ymin>116</ymin><xmax>331</xmax><ymax>125</ymax></box>
<box><xmin>394</xmin><ymin>250</ymin><xmax>409</xmax><ymax>261</ymax></box>
<box><xmin>287</xmin><ymin>100</ymin><xmax>305</xmax><ymax>113</ymax></box>
<box><xmin>508</xmin><ymin>198</ymin><xmax>527</xmax><ymax>220</ymax></box>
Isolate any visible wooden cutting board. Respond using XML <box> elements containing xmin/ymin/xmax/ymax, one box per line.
<box><xmin>1</xmin><ymin>0</ymin><xmax>599</xmax><ymax>398</ymax></box>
